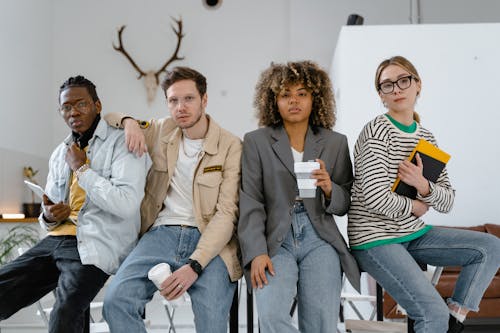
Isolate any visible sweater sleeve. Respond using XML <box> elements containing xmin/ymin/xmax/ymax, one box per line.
<box><xmin>415</xmin><ymin>134</ymin><xmax>455</xmax><ymax>213</ymax></box>
<box><xmin>416</xmin><ymin>168</ymin><xmax>455</xmax><ymax>213</ymax></box>
<box><xmin>358</xmin><ymin>137</ymin><xmax>413</xmax><ymax>220</ymax></box>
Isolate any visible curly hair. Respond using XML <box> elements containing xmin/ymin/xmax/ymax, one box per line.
<box><xmin>254</xmin><ymin>60</ymin><xmax>336</xmax><ymax>130</ymax></box>
<box><xmin>59</xmin><ymin>75</ymin><xmax>99</xmax><ymax>102</ymax></box>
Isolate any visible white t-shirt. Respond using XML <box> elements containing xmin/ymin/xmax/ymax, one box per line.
<box><xmin>291</xmin><ymin>147</ymin><xmax>304</xmax><ymax>200</ymax></box>
<box><xmin>291</xmin><ymin>147</ymin><xmax>303</xmax><ymax>163</ymax></box>
<box><xmin>153</xmin><ymin>137</ymin><xmax>203</xmax><ymax>228</ymax></box>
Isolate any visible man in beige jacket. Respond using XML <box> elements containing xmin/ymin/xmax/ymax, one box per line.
<box><xmin>102</xmin><ymin>67</ymin><xmax>242</xmax><ymax>333</ymax></box>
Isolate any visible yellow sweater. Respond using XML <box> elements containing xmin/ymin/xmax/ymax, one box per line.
<box><xmin>48</xmin><ymin>155</ymin><xmax>88</xmax><ymax>236</ymax></box>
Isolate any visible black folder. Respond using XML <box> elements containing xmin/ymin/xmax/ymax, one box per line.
<box><xmin>391</xmin><ymin>139</ymin><xmax>451</xmax><ymax>199</ymax></box>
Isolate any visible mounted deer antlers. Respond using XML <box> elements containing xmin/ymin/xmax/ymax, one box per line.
<box><xmin>113</xmin><ymin>18</ymin><xmax>185</xmax><ymax>104</ymax></box>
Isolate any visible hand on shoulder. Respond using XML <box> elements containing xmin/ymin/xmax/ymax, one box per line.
<box><xmin>123</xmin><ymin>118</ymin><xmax>148</xmax><ymax>157</ymax></box>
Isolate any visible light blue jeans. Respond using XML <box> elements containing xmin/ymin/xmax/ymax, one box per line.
<box><xmin>353</xmin><ymin>226</ymin><xmax>500</xmax><ymax>333</ymax></box>
<box><xmin>255</xmin><ymin>202</ymin><xmax>342</xmax><ymax>333</ymax></box>
<box><xmin>103</xmin><ymin>225</ymin><xmax>236</xmax><ymax>333</ymax></box>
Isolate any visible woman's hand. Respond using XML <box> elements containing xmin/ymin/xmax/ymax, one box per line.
<box><xmin>250</xmin><ymin>254</ymin><xmax>275</xmax><ymax>289</ymax></box>
<box><xmin>398</xmin><ymin>153</ymin><xmax>430</xmax><ymax>196</ymax></box>
<box><xmin>311</xmin><ymin>159</ymin><xmax>332</xmax><ymax>199</ymax></box>
<box><xmin>411</xmin><ymin>199</ymin><xmax>429</xmax><ymax>217</ymax></box>
<box><xmin>123</xmin><ymin>118</ymin><xmax>147</xmax><ymax>157</ymax></box>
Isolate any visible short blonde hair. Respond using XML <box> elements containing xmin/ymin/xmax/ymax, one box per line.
<box><xmin>254</xmin><ymin>61</ymin><xmax>336</xmax><ymax>130</ymax></box>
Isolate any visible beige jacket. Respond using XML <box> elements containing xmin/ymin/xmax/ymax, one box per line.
<box><xmin>105</xmin><ymin>113</ymin><xmax>242</xmax><ymax>281</ymax></box>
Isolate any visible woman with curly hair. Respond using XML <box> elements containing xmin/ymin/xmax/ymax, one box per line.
<box><xmin>238</xmin><ymin>61</ymin><xmax>360</xmax><ymax>332</ymax></box>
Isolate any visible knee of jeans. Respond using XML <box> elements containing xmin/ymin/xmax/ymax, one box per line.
<box><xmin>257</xmin><ymin>307</ymin><xmax>287</xmax><ymax>323</ymax></box>
<box><xmin>103</xmin><ymin>282</ymin><xmax>125</xmax><ymax>313</ymax></box>
<box><xmin>102</xmin><ymin>294</ymin><xmax>114</xmax><ymax>317</ymax></box>
<box><xmin>421</xmin><ymin>301</ymin><xmax>449</xmax><ymax>326</ymax></box>
<box><xmin>485</xmin><ymin>235</ymin><xmax>500</xmax><ymax>264</ymax></box>
<box><xmin>256</xmin><ymin>298</ymin><xmax>291</xmax><ymax>323</ymax></box>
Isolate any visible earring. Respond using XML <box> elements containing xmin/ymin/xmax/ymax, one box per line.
<box><xmin>382</xmin><ymin>100</ymin><xmax>387</xmax><ymax>108</ymax></box>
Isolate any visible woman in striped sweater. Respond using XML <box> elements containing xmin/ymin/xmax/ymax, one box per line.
<box><xmin>348</xmin><ymin>56</ymin><xmax>500</xmax><ymax>333</ymax></box>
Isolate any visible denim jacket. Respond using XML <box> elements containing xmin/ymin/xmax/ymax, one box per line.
<box><xmin>39</xmin><ymin>120</ymin><xmax>147</xmax><ymax>274</ymax></box>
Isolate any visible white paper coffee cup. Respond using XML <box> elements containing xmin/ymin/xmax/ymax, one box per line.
<box><xmin>148</xmin><ymin>263</ymin><xmax>172</xmax><ymax>289</ymax></box>
<box><xmin>148</xmin><ymin>263</ymin><xmax>184</xmax><ymax>306</ymax></box>
<box><xmin>294</xmin><ymin>161</ymin><xmax>320</xmax><ymax>198</ymax></box>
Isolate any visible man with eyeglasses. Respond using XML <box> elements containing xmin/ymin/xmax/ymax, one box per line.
<box><xmin>102</xmin><ymin>66</ymin><xmax>242</xmax><ymax>333</ymax></box>
<box><xmin>0</xmin><ymin>75</ymin><xmax>147</xmax><ymax>333</ymax></box>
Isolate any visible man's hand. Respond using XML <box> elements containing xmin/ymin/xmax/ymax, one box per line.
<box><xmin>65</xmin><ymin>143</ymin><xmax>87</xmax><ymax>172</ymax></box>
<box><xmin>123</xmin><ymin>118</ymin><xmax>147</xmax><ymax>157</ymax></box>
<box><xmin>411</xmin><ymin>199</ymin><xmax>429</xmax><ymax>218</ymax></box>
<box><xmin>159</xmin><ymin>264</ymin><xmax>198</xmax><ymax>301</ymax></box>
<box><xmin>42</xmin><ymin>194</ymin><xmax>71</xmax><ymax>222</ymax></box>
<box><xmin>398</xmin><ymin>153</ymin><xmax>430</xmax><ymax>196</ymax></box>
<box><xmin>250</xmin><ymin>254</ymin><xmax>275</xmax><ymax>289</ymax></box>
<box><xmin>311</xmin><ymin>158</ymin><xmax>332</xmax><ymax>199</ymax></box>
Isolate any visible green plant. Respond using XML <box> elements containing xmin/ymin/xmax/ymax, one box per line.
<box><xmin>0</xmin><ymin>225</ymin><xmax>39</xmax><ymax>266</ymax></box>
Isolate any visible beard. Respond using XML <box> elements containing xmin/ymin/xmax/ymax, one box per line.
<box><xmin>176</xmin><ymin>107</ymin><xmax>204</xmax><ymax>129</ymax></box>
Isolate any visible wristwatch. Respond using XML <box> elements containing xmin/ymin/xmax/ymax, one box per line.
<box><xmin>188</xmin><ymin>259</ymin><xmax>203</xmax><ymax>276</ymax></box>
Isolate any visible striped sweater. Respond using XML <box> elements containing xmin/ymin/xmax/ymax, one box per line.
<box><xmin>348</xmin><ymin>114</ymin><xmax>455</xmax><ymax>249</ymax></box>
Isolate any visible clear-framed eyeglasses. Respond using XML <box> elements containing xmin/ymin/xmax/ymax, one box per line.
<box><xmin>59</xmin><ymin>101</ymin><xmax>91</xmax><ymax>113</ymax></box>
<box><xmin>378</xmin><ymin>75</ymin><xmax>414</xmax><ymax>94</ymax></box>
<box><xmin>167</xmin><ymin>95</ymin><xmax>197</xmax><ymax>108</ymax></box>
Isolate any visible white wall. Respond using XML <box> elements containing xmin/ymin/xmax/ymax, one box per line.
<box><xmin>48</xmin><ymin>0</ymin><xmax>500</xmax><ymax>143</ymax></box>
<box><xmin>0</xmin><ymin>0</ymin><xmax>53</xmax><ymax>158</ymax></box>
<box><xmin>332</xmin><ymin>23</ymin><xmax>500</xmax><ymax>227</ymax></box>
<box><xmin>0</xmin><ymin>147</ymin><xmax>48</xmax><ymax>213</ymax></box>
<box><xmin>0</xmin><ymin>0</ymin><xmax>53</xmax><ymax>213</ymax></box>
<box><xmin>50</xmin><ymin>0</ymin><xmax>292</xmax><ymax>145</ymax></box>
<box><xmin>290</xmin><ymin>0</ymin><xmax>500</xmax><ymax>74</ymax></box>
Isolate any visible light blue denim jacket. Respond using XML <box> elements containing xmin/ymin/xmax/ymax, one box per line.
<box><xmin>39</xmin><ymin>120</ymin><xmax>147</xmax><ymax>274</ymax></box>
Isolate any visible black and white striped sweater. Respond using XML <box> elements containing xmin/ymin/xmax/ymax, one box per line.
<box><xmin>347</xmin><ymin>115</ymin><xmax>455</xmax><ymax>249</ymax></box>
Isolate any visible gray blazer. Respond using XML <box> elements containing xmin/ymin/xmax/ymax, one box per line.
<box><xmin>238</xmin><ymin>125</ymin><xmax>360</xmax><ymax>291</ymax></box>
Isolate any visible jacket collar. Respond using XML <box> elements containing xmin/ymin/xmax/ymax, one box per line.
<box><xmin>63</xmin><ymin>118</ymin><xmax>108</xmax><ymax>146</ymax></box>
<box><xmin>303</xmin><ymin>126</ymin><xmax>324</xmax><ymax>162</ymax></box>
<box><xmin>160</xmin><ymin>114</ymin><xmax>221</xmax><ymax>177</ymax></box>
<box><xmin>160</xmin><ymin>114</ymin><xmax>220</xmax><ymax>155</ymax></box>
<box><xmin>202</xmin><ymin>114</ymin><xmax>220</xmax><ymax>155</ymax></box>
<box><xmin>270</xmin><ymin>125</ymin><xmax>324</xmax><ymax>177</ymax></box>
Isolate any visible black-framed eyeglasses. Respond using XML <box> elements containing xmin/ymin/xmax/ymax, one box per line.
<box><xmin>378</xmin><ymin>75</ymin><xmax>414</xmax><ymax>94</ymax></box>
<box><xmin>59</xmin><ymin>101</ymin><xmax>91</xmax><ymax>113</ymax></box>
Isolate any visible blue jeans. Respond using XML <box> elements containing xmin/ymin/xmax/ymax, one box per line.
<box><xmin>353</xmin><ymin>227</ymin><xmax>500</xmax><ymax>333</ymax></box>
<box><xmin>103</xmin><ymin>225</ymin><xmax>236</xmax><ymax>333</ymax></box>
<box><xmin>0</xmin><ymin>236</ymin><xmax>109</xmax><ymax>333</ymax></box>
<box><xmin>255</xmin><ymin>202</ymin><xmax>342</xmax><ymax>333</ymax></box>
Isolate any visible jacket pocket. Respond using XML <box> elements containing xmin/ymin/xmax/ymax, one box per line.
<box><xmin>196</xmin><ymin>172</ymin><xmax>223</xmax><ymax>217</ymax></box>
<box><xmin>51</xmin><ymin>176</ymin><xmax>67</xmax><ymax>202</ymax></box>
